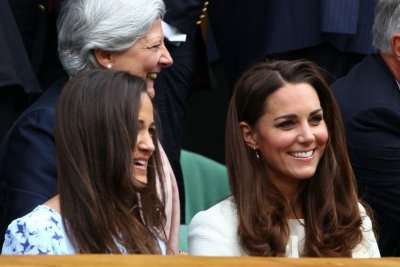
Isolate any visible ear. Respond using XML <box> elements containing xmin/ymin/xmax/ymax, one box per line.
<box><xmin>94</xmin><ymin>49</ymin><xmax>113</xmax><ymax>69</ymax></box>
<box><xmin>391</xmin><ymin>34</ymin><xmax>400</xmax><ymax>59</ymax></box>
<box><xmin>239</xmin><ymin>122</ymin><xmax>259</xmax><ymax>149</ymax></box>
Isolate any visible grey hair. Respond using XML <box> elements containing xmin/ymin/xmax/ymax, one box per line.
<box><xmin>57</xmin><ymin>0</ymin><xmax>165</xmax><ymax>76</ymax></box>
<box><xmin>372</xmin><ymin>0</ymin><xmax>400</xmax><ymax>54</ymax></box>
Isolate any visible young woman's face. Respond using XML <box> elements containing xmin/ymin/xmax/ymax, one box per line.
<box><xmin>133</xmin><ymin>93</ymin><xmax>156</xmax><ymax>187</ymax></box>
<box><xmin>254</xmin><ymin>83</ymin><xmax>328</xmax><ymax>195</ymax></box>
<box><xmin>110</xmin><ymin>18</ymin><xmax>173</xmax><ymax>99</ymax></box>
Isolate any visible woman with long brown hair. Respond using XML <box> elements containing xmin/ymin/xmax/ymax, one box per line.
<box><xmin>2</xmin><ymin>70</ymin><xmax>166</xmax><ymax>254</ymax></box>
<box><xmin>0</xmin><ymin>0</ymin><xmax>180</xmax><ymax>253</ymax></box>
<box><xmin>188</xmin><ymin>60</ymin><xmax>380</xmax><ymax>257</ymax></box>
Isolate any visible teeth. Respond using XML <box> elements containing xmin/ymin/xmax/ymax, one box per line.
<box><xmin>134</xmin><ymin>160</ymin><xmax>146</xmax><ymax>166</ymax></box>
<box><xmin>146</xmin><ymin>73</ymin><xmax>157</xmax><ymax>80</ymax></box>
<box><xmin>290</xmin><ymin>150</ymin><xmax>314</xmax><ymax>158</ymax></box>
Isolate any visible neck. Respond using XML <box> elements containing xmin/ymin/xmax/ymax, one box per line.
<box><xmin>286</xmin><ymin>194</ymin><xmax>303</xmax><ymax>219</ymax></box>
<box><xmin>281</xmin><ymin>183</ymin><xmax>303</xmax><ymax>219</ymax></box>
<box><xmin>380</xmin><ymin>52</ymin><xmax>400</xmax><ymax>81</ymax></box>
<box><xmin>43</xmin><ymin>194</ymin><xmax>61</xmax><ymax>213</ymax></box>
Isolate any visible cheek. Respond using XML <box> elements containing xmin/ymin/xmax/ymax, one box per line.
<box><xmin>114</xmin><ymin>58</ymin><xmax>139</xmax><ymax>74</ymax></box>
<box><xmin>143</xmin><ymin>53</ymin><xmax>161</xmax><ymax>70</ymax></box>
<box><xmin>258</xmin><ymin>131</ymin><xmax>294</xmax><ymax>155</ymax></box>
<box><xmin>113</xmin><ymin>52</ymin><xmax>145</xmax><ymax>77</ymax></box>
<box><xmin>316</xmin><ymin>126</ymin><xmax>329</xmax><ymax>146</ymax></box>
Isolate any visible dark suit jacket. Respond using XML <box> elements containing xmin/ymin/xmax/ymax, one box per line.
<box><xmin>209</xmin><ymin>0</ymin><xmax>376</xmax><ymax>86</ymax></box>
<box><xmin>163</xmin><ymin>0</ymin><xmax>203</xmax><ymax>39</ymax></box>
<box><xmin>155</xmin><ymin>0</ymin><xmax>212</xmax><ymax>223</ymax></box>
<box><xmin>0</xmin><ymin>76</ymin><xmax>67</xmax><ymax>243</ymax></box>
<box><xmin>332</xmin><ymin>53</ymin><xmax>400</xmax><ymax>255</ymax></box>
<box><xmin>0</xmin><ymin>0</ymin><xmax>41</xmax><ymax>95</ymax></box>
<box><xmin>8</xmin><ymin>0</ymin><xmax>66</xmax><ymax>90</ymax></box>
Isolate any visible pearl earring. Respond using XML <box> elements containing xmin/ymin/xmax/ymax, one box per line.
<box><xmin>106</xmin><ymin>64</ymin><xmax>112</xmax><ymax>70</ymax></box>
<box><xmin>253</xmin><ymin>147</ymin><xmax>260</xmax><ymax>159</ymax></box>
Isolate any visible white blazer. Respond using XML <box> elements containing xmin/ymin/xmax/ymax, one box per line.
<box><xmin>188</xmin><ymin>197</ymin><xmax>380</xmax><ymax>257</ymax></box>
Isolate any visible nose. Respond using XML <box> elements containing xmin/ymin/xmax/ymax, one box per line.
<box><xmin>138</xmin><ymin>132</ymin><xmax>155</xmax><ymax>153</ymax></box>
<box><xmin>297</xmin><ymin>124</ymin><xmax>315</xmax><ymax>144</ymax></box>
<box><xmin>159</xmin><ymin>43</ymin><xmax>173</xmax><ymax>67</ymax></box>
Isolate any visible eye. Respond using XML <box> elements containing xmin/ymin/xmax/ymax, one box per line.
<box><xmin>276</xmin><ymin>120</ymin><xmax>295</xmax><ymax>129</ymax></box>
<box><xmin>309</xmin><ymin>114</ymin><xmax>323</xmax><ymax>125</ymax></box>
<box><xmin>149</xmin><ymin>126</ymin><xmax>156</xmax><ymax>137</ymax></box>
<box><xmin>147</xmin><ymin>41</ymin><xmax>162</xmax><ymax>50</ymax></box>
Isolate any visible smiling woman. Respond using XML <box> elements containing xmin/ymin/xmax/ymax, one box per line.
<box><xmin>0</xmin><ymin>0</ymin><xmax>179</xmax><ymax>254</ymax></box>
<box><xmin>133</xmin><ymin>94</ymin><xmax>156</xmax><ymax>187</ymax></box>
<box><xmin>242</xmin><ymin>82</ymin><xmax>328</xmax><ymax>200</ymax></box>
<box><xmin>2</xmin><ymin>70</ymin><xmax>167</xmax><ymax>255</ymax></box>
<box><xmin>58</xmin><ymin>0</ymin><xmax>173</xmax><ymax>99</ymax></box>
<box><xmin>188</xmin><ymin>60</ymin><xmax>380</xmax><ymax>258</ymax></box>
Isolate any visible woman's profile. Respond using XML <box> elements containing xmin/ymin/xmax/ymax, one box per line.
<box><xmin>2</xmin><ymin>70</ymin><xmax>166</xmax><ymax>254</ymax></box>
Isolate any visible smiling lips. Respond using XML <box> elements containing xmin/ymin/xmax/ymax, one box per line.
<box><xmin>145</xmin><ymin>73</ymin><xmax>158</xmax><ymax>99</ymax></box>
<box><xmin>146</xmin><ymin>72</ymin><xmax>158</xmax><ymax>80</ymax></box>
<box><xmin>134</xmin><ymin>158</ymin><xmax>149</xmax><ymax>171</ymax></box>
<box><xmin>288</xmin><ymin>149</ymin><xmax>315</xmax><ymax>158</ymax></box>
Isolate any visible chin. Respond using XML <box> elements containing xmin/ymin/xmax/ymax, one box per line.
<box><xmin>293</xmin><ymin>170</ymin><xmax>317</xmax><ymax>180</ymax></box>
<box><xmin>133</xmin><ymin>177</ymin><xmax>148</xmax><ymax>188</ymax></box>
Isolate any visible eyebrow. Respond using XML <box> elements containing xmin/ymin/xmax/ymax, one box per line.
<box><xmin>138</xmin><ymin>120</ymin><xmax>155</xmax><ymax>127</ymax></box>
<box><xmin>274</xmin><ymin>108</ymin><xmax>323</xmax><ymax>121</ymax></box>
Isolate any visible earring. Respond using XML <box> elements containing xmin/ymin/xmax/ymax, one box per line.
<box><xmin>106</xmin><ymin>64</ymin><xmax>112</xmax><ymax>70</ymax></box>
<box><xmin>253</xmin><ymin>147</ymin><xmax>260</xmax><ymax>159</ymax></box>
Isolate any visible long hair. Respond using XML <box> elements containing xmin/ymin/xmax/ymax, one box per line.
<box><xmin>225</xmin><ymin>60</ymin><xmax>363</xmax><ymax>256</ymax></box>
<box><xmin>57</xmin><ymin>0</ymin><xmax>165</xmax><ymax>76</ymax></box>
<box><xmin>55</xmin><ymin>70</ymin><xmax>166</xmax><ymax>253</ymax></box>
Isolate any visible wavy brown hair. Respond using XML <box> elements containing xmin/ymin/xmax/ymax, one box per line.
<box><xmin>55</xmin><ymin>70</ymin><xmax>166</xmax><ymax>253</ymax></box>
<box><xmin>226</xmin><ymin>60</ymin><xmax>363</xmax><ymax>256</ymax></box>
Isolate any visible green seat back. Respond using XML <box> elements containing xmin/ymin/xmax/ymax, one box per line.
<box><xmin>179</xmin><ymin>150</ymin><xmax>231</xmax><ymax>251</ymax></box>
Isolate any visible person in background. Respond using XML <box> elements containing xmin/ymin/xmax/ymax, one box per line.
<box><xmin>188</xmin><ymin>60</ymin><xmax>380</xmax><ymax>257</ymax></box>
<box><xmin>155</xmin><ymin>0</ymin><xmax>213</xmax><ymax>224</ymax></box>
<box><xmin>208</xmin><ymin>0</ymin><xmax>376</xmax><ymax>89</ymax></box>
<box><xmin>2</xmin><ymin>70</ymin><xmax>167</xmax><ymax>254</ymax></box>
<box><xmin>0</xmin><ymin>0</ymin><xmax>179</xmax><ymax>253</ymax></box>
<box><xmin>0</xmin><ymin>0</ymin><xmax>43</xmax><ymax>141</ymax></box>
<box><xmin>332</xmin><ymin>0</ymin><xmax>400</xmax><ymax>256</ymax></box>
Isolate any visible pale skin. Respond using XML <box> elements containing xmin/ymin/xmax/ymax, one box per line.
<box><xmin>240</xmin><ymin>83</ymin><xmax>329</xmax><ymax>219</ymax></box>
<box><xmin>132</xmin><ymin>93</ymin><xmax>156</xmax><ymax>187</ymax></box>
<box><xmin>45</xmin><ymin>93</ymin><xmax>156</xmax><ymax>212</ymax></box>
<box><xmin>94</xmin><ymin>18</ymin><xmax>173</xmax><ymax>99</ymax></box>
<box><xmin>380</xmin><ymin>34</ymin><xmax>400</xmax><ymax>81</ymax></box>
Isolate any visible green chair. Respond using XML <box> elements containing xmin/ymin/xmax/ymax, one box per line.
<box><xmin>179</xmin><ymin>150</ymin><xmax>231</xmax><ymax>251</ymax></box>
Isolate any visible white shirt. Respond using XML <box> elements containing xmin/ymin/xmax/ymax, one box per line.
<box><xmin>188</xmin><ymin>197</ymin><xmax>380</xmax><ymax>257</ymax></box>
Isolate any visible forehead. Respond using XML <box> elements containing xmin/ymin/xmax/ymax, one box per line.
<box><xmin>140</xmin><ymin>19</ymin><xmax>163</xmax><ymax>41</ymax></box>
<box><xmin>139</xmin><ymin>93</ymin><xmax>153</xmax><ymax>118</ymax></box>
<box><xmin>264</xmin><ymin>83</ymin><xmax>321</xmax><ymax>114</ymax></box>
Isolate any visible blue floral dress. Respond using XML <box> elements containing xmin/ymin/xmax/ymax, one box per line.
<box><xmin>2</xmin><ymin>205</ymin><xmax>74</xmax><ymax>254</ymax></box>
<box><xmin>2</xmin><ymin>205</ymin><xmax>166</xmax><ymax>255</ymax></box>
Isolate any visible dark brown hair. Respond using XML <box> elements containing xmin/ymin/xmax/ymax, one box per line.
<box><xmin>226</xmin><ymin>60</ymin><xmax>363</xmax><ymax>256</ymax></box>
<box><xmin>55</xmin><ymin>70</ymin><xmax>165</xmax><ymax>253</ymax></box>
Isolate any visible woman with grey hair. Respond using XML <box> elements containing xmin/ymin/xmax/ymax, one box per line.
<box><xmin>0</xmin><ymin>0</ymin><xmax>179</xmax><ymax>254</ymax></box>
<box><xmin>58</xmin><ymin>0</ymin><xmax>172</xmax><ymax>98</ymax></box>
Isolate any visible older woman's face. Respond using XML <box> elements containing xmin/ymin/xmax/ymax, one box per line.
<box><xmin>110</xmin><ymin>18</ymin><xmax>173</xmax><ymax>98</ymax></box>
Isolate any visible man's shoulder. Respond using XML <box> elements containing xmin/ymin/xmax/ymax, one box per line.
<box><xmin>332</xmin><ymin>54</ymin><xmax>389</xmax><ymax>91</ymax></box>
<box><xmin>25</xmin><ymin>76</ymin><xmax>67</xmax><ymax>113</ymax></box>
<box><xmin>4</xmin><ymin>77</ymin><xmax>67</xmax><ymax>136</ymax></box>
<box><xmin>0</xmin><ymin>77</ymin><xmax>66</xmax><ymax>167</ymax></box>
